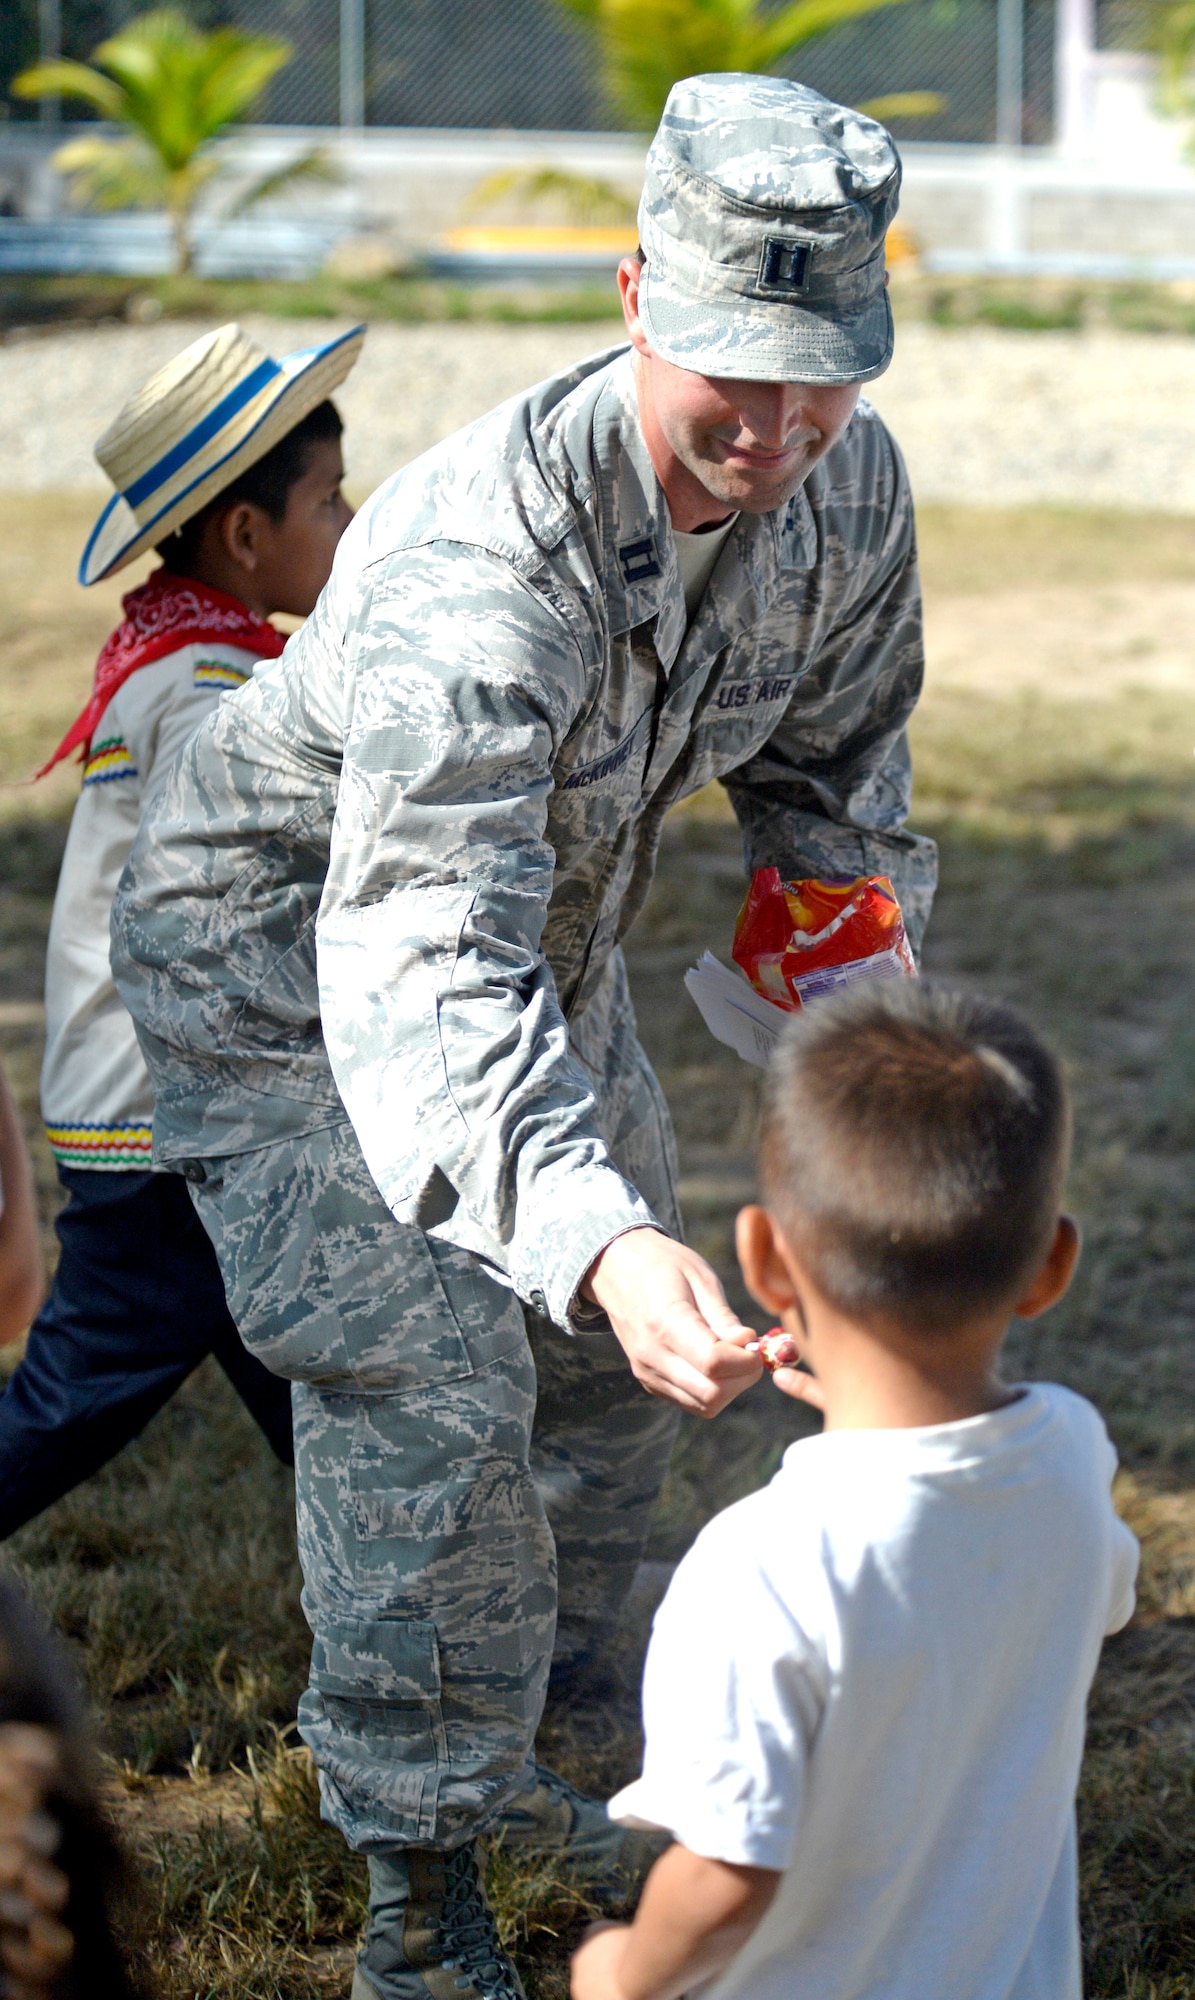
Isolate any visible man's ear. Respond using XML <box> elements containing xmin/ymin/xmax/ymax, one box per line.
<box><xmin>616</xmin><ymin>258</ymin><xmax>652</xmax><ymax>358</ymax></box>
<box><xmin>735</xmin><ymin>1205</ymin><xmax>800</xmax><ymax>1317</ymax></box>
<box><xmin>1013</xmin><ymin>1214</ymin><xmax>1080</xmax><ymax>1320</ymax></box>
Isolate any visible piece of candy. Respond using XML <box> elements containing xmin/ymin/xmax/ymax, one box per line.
<box><xmin>756</xmin><ymin>1327</ymin><xmax>799</xmax><ymax>1372</ymax></box>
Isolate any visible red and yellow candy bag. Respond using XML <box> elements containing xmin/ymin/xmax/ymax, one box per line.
<box><xmin>731</xmin><ymin>868</ymin><xmax>915</xmax><ymax>1011</ymax></box>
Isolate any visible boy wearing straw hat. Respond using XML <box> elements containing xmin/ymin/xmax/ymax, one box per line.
<box><xmin>0</xmin><ymin>321</ymin><xmax>362</xmax><ymax>1536</ymax></box>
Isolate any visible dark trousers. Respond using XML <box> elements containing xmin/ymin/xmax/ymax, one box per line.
<box><xmin>0</xmin><ymin>1166</ymin><xmax>293</xmax><ymax>1539</ymax></box>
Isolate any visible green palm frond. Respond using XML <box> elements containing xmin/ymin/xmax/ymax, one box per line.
<box><xmin>11</xmin><ymin>7</ymin><xmax>295</xmax><ymax>273</ymax></box>
<box><xmin>748</xmin><ymin>0</ymin><xmax>916</xmax><ymax>67</ymax></box>
<box><xmin>10</xmin><ymin>57</ymin><xmax>126</xmax><ymax>118</ymax></box>
<box><xmin>465</xmin><ymin>167</ymin><xmax>637</xmax><ymax>226</ymax></box>
<box><xmin>548</xmin><ymin>0</ymin><xmax>922</xmax><ymax>129</ymax></box>
<box><xmin>220</xmin><ymin>146</ymin><xmax>344</xmax><ymax>224</ymax></box>
<box><xmin>89</xmin><ymin>12</ymin><xmax>290</xmax><ymax>169</ymax></box>
<box><xmin>1153</xmin><ymin>0</ymin><xmax>1195</xmax><ymax>116</ymax></box>
<box><xmin>51</xmin><ymin>133</ymin><xmax>169</xmax><ymax>211</ymax></box>
<box><xmin>598</xmin><ymin>0</ymin><xmax>754</xmax><ymax>127</ymax></box>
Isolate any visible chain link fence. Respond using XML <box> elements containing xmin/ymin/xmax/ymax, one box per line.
<box><xmin>0</xmin><ymin>0</ymin><xmax>1163</xmax><ymax>141</ymax></box>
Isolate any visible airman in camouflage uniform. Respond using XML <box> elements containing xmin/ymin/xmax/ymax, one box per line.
<box><xmin>112</xmin><ymin>73</ymin><xmax>936</xmax><ymax>2000</ymax></box>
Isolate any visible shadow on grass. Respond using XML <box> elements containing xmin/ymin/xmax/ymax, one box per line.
<box><xmin>7</xmin><ymin>1363</ymin><xmax>307</xmax><ymax>1777</ymax></box>
<box><xmin>6</xmin><ymin>761</ymin><xmax>1195</xmax><ymax>1991</ymax></box>
<box><xmin>1082</xmin><ymin>1617</ymin><xmax>1195</xmax><ymax>1991</ymax></box>
<box><xmin>0</xmin><ymin>807</ymin><xmax>69</xmax><ymax>895</ymax></box>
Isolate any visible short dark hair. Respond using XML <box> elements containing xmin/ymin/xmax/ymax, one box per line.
<box><xmin>155</xmin><ymin>396</ymin><xmax>343</xmax><ymax>572</ymax></box>
<box><xmin>759</xmin><ymin>983</ymin><xmax>1071</xmax><ymax>1336</ymax></box>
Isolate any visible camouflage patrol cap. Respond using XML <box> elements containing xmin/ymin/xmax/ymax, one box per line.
<box><xmin>636</xmin><ymin>73</ymin><xmax>901</xmax><ymax>385</ymax></box>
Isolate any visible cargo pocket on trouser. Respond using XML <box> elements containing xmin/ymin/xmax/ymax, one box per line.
<box><xmin>212</xmin><ymin>1121</ymin><xmax>474</xmax><ymax>1392</ymax></box>
<box><xmin>342</xmin><ymin>1383</ymin><xmax>558</xmax><ymax>1847</ymax></box>
<box><xmin>299</xmin><ymin>1611</ymin><xmax>448</xmax><ymax>1849</ymax></box>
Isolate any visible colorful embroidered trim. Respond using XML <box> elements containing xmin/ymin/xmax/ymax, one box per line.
<box><xmin>45</xmin><ymin>1121</ymin><xmax>154</xmax><ymax>1168</ymax></box>
<box><xmin>36</xmin><ymin>567</ymin><xmax>284</xmax><ymax>779</ymax></box>
<box><xmin>82</xmin><ymin>735</ymin><xmax>138</xmax><ymax>787</ymax></box>
<box><xmin>193</xmin><ymin>657</ymin><xmax>250</xmax><ymax>689</ymax></box>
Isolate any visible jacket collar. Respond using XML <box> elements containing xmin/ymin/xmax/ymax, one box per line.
<box><xmin>592</xmin><ymin>349</ymin><xmax>820</xmax><ymax>673</ymax></box>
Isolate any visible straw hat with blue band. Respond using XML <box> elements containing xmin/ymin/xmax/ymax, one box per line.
<box><xmin>79</xmin><ymin>320</ymin><xmax>366</xmax><ymax>587</ymax></box>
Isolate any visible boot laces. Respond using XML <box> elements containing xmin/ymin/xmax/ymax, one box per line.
<box><xmin>437</xmin><ymin>1845</ymin><xmax>521</xmax><ymax>2000</ymax></box>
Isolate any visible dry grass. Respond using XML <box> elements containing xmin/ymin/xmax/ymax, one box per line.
<box><xmin>3</xmin><ymin>493</ymin><xmax>1195</xmax><ymax>1991</ymax></box>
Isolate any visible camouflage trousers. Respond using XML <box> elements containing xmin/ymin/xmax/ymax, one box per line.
<box><xmin>187</xmin><ymin>978</ymin><xmax>681</xmax><ymax>1852</ymax></box>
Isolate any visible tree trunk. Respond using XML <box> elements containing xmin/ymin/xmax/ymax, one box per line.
<box><xmin>170</xmin><ymin>191</ymin><xmax>192</xmax><ymax>276</ymax></box>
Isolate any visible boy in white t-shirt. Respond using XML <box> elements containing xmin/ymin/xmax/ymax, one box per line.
<box><xmin>572</xmin><ymin>982</ymin><xmax>1138</xmax><ymax>2000</ymax></box>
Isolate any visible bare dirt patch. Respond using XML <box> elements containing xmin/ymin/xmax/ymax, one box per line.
<box><xmin>926</xmin><ymin>580</ymin><xmax>1195</xmax><ymax>700</ymax></box>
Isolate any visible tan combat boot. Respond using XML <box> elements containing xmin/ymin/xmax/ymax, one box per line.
<box><xmin>352</xmin><ymin>1842</ymin><xmax>525</xmax><ymax>2000</ymax></box>
<box><xmin>493</xmin><ymin>1762</ymin><xmax>670</xmax><ymax>1908</ymax></box>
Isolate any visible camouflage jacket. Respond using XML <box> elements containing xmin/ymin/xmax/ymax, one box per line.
<box><xmin>112</xmin><ymin>344</ymin><xmax>936</xmax><ymax>1330</ymax></box>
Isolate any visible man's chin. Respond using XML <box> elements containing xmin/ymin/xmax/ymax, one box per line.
<box><xmin>695</xmin><ymin>457</ymin><xmax>815</xmax><ymax>517</ymax></box>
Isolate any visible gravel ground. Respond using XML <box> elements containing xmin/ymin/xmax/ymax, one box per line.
<box><xmin>3</xmin><ymin>314</ymin><xmax>1195</xmax><ymax>511</ymax></box>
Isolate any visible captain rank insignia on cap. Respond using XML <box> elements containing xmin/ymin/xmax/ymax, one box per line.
<box><xmin>759</xmin><ymin>239</ymin><xmax>812</xmax><ymax>292</ymax></box>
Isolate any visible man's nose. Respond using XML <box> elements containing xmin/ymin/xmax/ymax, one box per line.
<box><xmin>738</xmin><ymin>383</ymin><xmax>816</xmax><ymax>448</ymax></box>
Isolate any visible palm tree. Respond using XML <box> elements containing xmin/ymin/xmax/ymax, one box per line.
<box><xmin>553</xmin><ymin>0</ymin><xmax>934</xmax><ymax>132</ymax></box>
<box><xmin>1152</xmin><ymin>0</ymin><xmax>1195</xmax><ymax>149</ymax></box>
<box><xmin>12</xmin><ymin>8</ymin><xmax>336</xmax><ymax>275</ymax></box>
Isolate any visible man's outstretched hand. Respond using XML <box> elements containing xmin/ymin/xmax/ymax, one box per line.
<box><xmin>582</xmin><ymin>1229</ymin><xmax>762</xmax><ymax>1416</ymax></box>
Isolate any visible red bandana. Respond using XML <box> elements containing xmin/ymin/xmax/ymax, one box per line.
<box><xmin>36</xmin><ymin>568</ymin><xmax>287</xmax><ymax>779</ymax></box>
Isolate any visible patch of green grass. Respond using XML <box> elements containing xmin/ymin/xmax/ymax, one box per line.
<box><xmin>10</xmin><ymin>269</ymin><xmax>1195</xmax><ymax>340</ymax></box>
<box><xmin>891</xmin><ymin>272</ymin><xmax>1195</xmax><ymax>339</ymax></box>
<box><xmin>915</xmin><ymin>505</ymin><xmax>1195</xmax><ymax>595</ymax></box>
<box><xmin>974</xmin><ymin>293</ymin><xmax>1086</xmax><ymax>333</ymax></box>
<box><xmin>0</xmin><ymin>271</ymin><xmax>624</xmax><ymax>332</ymax></box>
<box><xmin>1106</xmin><ymin>284</ymin><xmax>1195</xmax><ymax>338</ymax></box>
<box><xmin>911</xmin><ymin>687</ymin><xmax>1195</xmax><ymax>834</ymax></box>
<box><xmin>482</xmin><ymin>1843</ymin><xmax>607</xmax><ymax>2000</ymax></box>
<box><xmin>921</xmin><ymin>279</ymin><xmax>1087</xmax><ymax>333</ymax></box>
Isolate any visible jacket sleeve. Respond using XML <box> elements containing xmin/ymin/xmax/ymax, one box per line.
<box><xmin>315</xmin><ymin>541</ymin><xmax>660</xmax><ymax>1331</ymax></box>
<box><xmin>722</xmin><ymin>432</ymin><xmax>938</xmax><ymax>955</ymax></box>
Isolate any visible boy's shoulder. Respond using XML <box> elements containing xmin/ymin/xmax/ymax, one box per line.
<box><xmin>656</xmin><ymin>1385</ymin><xmax>1129</xmax><ymax>1685</ymax></box>
<box><xmin>102</xmin><ymin>637</ymin><xmax>262</xmax><ymax>716</ymax></box>
<box><xmin>1021</xmin><ymin>1379</ymin><xmax>1117</xmax><ymax>1447</ymax></box>
<box><xmin>674</xmin><ymin>1383</ymin><xmax>1117</xmax><ymax>1595</ymax></box>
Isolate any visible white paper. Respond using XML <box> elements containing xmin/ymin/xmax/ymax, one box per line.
<box><xmin>684</xmin><ymin>947</ymin><xmax>911</xmax><ymax>1067</ymax></box>
<box><xmin>683</xmin><ymin>952</ymin><xmax>789</xmax><ymax>1069</ymax></box>
<box><xmin>790</xmin><ymin>944</ymin><xmax>905</xmax><ymax>1003</ymax></box>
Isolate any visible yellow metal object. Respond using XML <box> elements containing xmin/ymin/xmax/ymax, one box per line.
<box><xmin>885</xmin><ymin>222</ymin><xmax>920</xmax><ymax>268</ymax></box>
<box><xmin>439</xmin><ymin>225</ymin><xmax>639</xmax><ymax>255</ymax></box>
